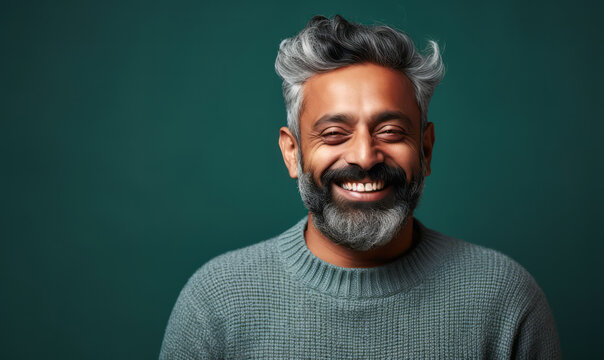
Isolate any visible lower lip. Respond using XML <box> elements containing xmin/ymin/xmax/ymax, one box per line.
<box><xmin>332</xmin><ymin>183</ymin><xmax>392</xmax><ymax>202</ymax></box>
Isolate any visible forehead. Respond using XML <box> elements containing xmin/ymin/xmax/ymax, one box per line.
<box><xmin>300</xmin><ymin>63</ymin><xmax>420</xmax><ymax>127</ymax></box>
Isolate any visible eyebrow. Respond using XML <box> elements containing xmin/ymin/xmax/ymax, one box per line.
<box><xmin>312</xmin><ymin>113</ymin><xmax>354</xmax><ymax>130</ymax></box>
<box><xmin>373</xmin><ymin>110</ymin><xmax>412</xmax><ymax>127</ymax></box>
<box><xmin>312</xmin><ymin>110</ymin><xmax>413</xmax><ymax>130</ymax></box>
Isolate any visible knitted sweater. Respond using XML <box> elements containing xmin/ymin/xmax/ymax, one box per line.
<box><xmin>160</xmin><ymin>217</ymin><xmax>561</xmax><ymax>359</ymax></box>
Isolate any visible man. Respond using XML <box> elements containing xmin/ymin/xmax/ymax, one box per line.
<box><xmin>160</xmin><ymin>15</ymin><xmax>561</xmax><ymax>359</ymax></box>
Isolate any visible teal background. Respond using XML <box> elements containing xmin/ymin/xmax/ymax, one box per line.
<box><xmin>1</xmin><ymin>0</ymin><xmax>602</xmax><ymax>358</ymax></box>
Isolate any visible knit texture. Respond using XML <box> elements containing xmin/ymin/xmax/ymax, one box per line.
<box><xmin>160</xmin><ymin>218</ymin><xmax>561</xmax><ymax>359</ymax></box>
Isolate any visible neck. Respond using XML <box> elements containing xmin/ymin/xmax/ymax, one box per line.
<box><xmin>304</xmin><ymin>212</ymin><xmax>416</xmax><ymax>268</ymax></box>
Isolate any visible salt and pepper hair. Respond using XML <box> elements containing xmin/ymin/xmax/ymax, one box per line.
<box><xmin>275</xmin><ymin>15</ymin><xmax>445</xmax><ymax>142</ymax></box>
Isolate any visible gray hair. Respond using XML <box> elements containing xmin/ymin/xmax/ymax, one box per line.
<box><xmin>274</xmin><ymin>15</ymin><xmax>445</xmax><ymax>141</ymax></box>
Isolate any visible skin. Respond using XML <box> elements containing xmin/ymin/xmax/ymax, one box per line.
<box><xmin>279</xmin><ymin>63</ymin><xmax>435</xmax><ymax>268</ymax></box>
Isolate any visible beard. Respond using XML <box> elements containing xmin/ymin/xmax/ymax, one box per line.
<box><xmin>297</xmin><ymin>161</ymin><xmax>426</xmax><ymax>251</ymax></box>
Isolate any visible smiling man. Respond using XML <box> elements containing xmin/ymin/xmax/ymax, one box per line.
<box><xmin>160</xmin><ymin>15</ymin><xmax>561</xmax><ymax>359</ymax></box>
<box><xmin>282</xmin><ymin>63</ymin><xmax>429</xmax><ymax>268</ymax></box>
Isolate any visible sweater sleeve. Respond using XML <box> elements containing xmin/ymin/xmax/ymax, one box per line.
<box><xmin>512</xmin><ymin>284</ymin><xmax>561</xmax><ymax>359</ymax></box>
<box><xmin>159</xmin><ymin>271</ymin><xmax>224</xmax><ymax>360</ymax></box>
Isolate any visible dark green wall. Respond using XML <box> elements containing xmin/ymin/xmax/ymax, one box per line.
<box><xmin>1</xmin><ymin>0</ymin><xmax>602</xmax><ymax>358</ymax></box>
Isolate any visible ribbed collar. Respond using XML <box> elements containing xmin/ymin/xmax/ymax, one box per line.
<box><xmin>277</xmin><ymin>216</ymin><xmax>454</xmax><ymax>299</ymax></box>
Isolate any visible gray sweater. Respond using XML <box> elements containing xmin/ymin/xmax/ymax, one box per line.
<box><xmin>160</xmin><ymin>217</ymin><xmax>561</xmax><ymax>359</ymax></box>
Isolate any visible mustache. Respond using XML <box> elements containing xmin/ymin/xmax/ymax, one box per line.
<box><xmin>320</xmin><ymin>163</ymin><xmax>409</xmax><ymax>189</ymax></box>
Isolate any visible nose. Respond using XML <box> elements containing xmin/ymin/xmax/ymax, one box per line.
<box><xmin>343</xmin><ymin>130</ymin><xmax>384</xmax><ymax>170</ymax></box>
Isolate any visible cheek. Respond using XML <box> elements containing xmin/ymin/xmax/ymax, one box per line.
<box><xmin>383</xmin><ymin>145</ymin><xmax>422</xmax><ymax>177</ymax></box>
<box><xmin>305</xmin><ymin>147</ymin><xmax>343</xmax><ymax>180</ymax></box>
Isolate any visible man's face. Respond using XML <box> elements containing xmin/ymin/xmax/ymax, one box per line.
<box><xmin>279</xmin><ymin>63</ymin><xmax>435</xmax><ymax>250</ymax></box>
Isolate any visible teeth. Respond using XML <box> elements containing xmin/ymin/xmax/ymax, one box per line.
<box><xmin>340</xmin><ymin>181</ymin><xmax>386</xmax><ymax>192</ymax></box>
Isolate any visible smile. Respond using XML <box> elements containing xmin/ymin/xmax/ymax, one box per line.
<box><xmin>339</xmin><ymin>181</ymin><xmax>385</xmax><ymax>193</ymax></box>
<box><xmin>332</xmin><ymin>179</ymin><xmax>392</xmax><ymax>202</ymax></box>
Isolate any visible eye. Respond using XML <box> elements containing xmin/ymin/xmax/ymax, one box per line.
<box><xmin>321</xmin><ymin>128</ymin><xmax>349</xmax><ymax>145</ymax></box>
<box><xmin>376</xmin><ymin>126</ymin><xmax>406</xmax><ymax>142</ymax></box>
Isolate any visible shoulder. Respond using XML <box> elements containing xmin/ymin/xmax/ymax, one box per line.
<box><xmin>174</xmin><ymin>218</ymin><xmax>307</xmax><ymax>318</ymax></box>
<box><xmin>419</xmin><ymin>224</ymin><xmax>561</xmax><ymax>357</ymax></box>
<box><xmin>161</xmin><ymin>235</ymin><xmax>285</xmax><ymax>359</ymax></box>
<box><xmin>420</xmin><ymin>223</ymin><xmax>544</xmax><ymax>308</ymax></box>
<box><xmin>183</xmin><ymin>235</ymin><xmax>282</xmax><ymax>299</ymax></box>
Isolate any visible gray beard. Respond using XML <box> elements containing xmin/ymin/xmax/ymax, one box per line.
<box><xmin>297</xmin><ymin>163</ymin><xmax>425</xmax><ymax>251</ymax></box>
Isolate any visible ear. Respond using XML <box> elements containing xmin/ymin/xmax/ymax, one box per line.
<box><xmin>422</xmin><ymin>122</ymin><xmax>435</xmax><ymax>177</ymax></box>
<box><xmin>278</xmin><ymin>127</ymin><xmax>299</xmax><ymax>179</ymax></box>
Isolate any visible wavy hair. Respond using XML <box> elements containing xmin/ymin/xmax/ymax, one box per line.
<box><xmin>275</xmin><ymin>15</ymin><xmax>445</xmax><ymax>141</ymax></box>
